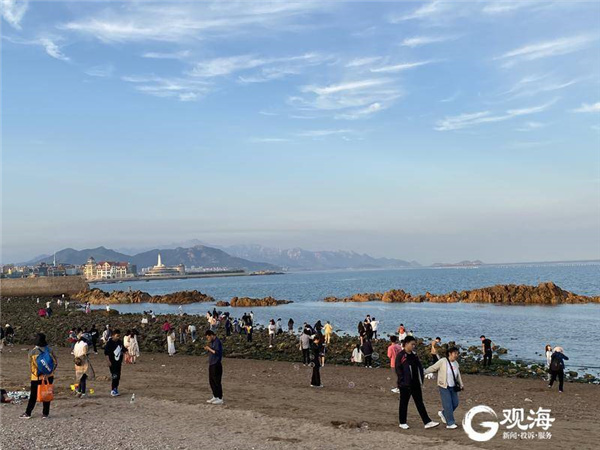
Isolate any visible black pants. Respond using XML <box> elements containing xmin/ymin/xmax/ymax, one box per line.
<box><xmin>399</xmin><ymin>385</ymin><xmax>431</xmax><ymax>425</ymax></box>
<box><xmin>92</xmin><ymin>340</ymin><xmax>98</xmax><ymax>353</ymax></box>
<box><xmin>110</xmin><ymin>363</ymin><xmax>122</xmax><ymax>390</ymax></box>
<box><xmin>483</xmin><ymin>351</ymin><xmax>492</xmax><ymax>367</ymax></box>
<box><xmin>79</xmin><ymin>374</ymin><xmax>87</xmax><ymax>394</ymax></box>
<box><xmin>302</xmin><ymin>349</ymin><xmax>310</xmax><ymax>365</ymax></box>
<box><xmin>25</xmin><ymin>377</ymin><xmax>53</xmax><ymax>416</ymax></box>
<box><xmin>311</xmin><ymin>365</ymin><xmax>321</xmax><ymax>386</ymax></box>
<box><xmin>549</xmin><ymin>369</ymin><xmax>564</xmax><ymax>391</ymax></box>
<box><xmin>365</xmin><ymin>355</ymin><xmax>372</xmax><ymax>367</ymax></box>
<box><xmin>247</xmin><ymin>333</ymin><xmax>252</xmax><ymax>342</ymax></box>
<box><xmin>209</xmin><ymin>362</ymin><xmax>223</xmax><ymax>399</ymax></box>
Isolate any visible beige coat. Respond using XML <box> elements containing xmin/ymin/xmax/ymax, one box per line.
<box><xmin>424</xmin><ymin>357</ymin><xmax>464</xmax><ymax>389</ymax></box>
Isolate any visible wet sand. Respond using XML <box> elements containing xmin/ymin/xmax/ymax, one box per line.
<box><xmin>1</xmin><ymin>347</ymin><xmax>598</xmax><ymax>449</ymax></box>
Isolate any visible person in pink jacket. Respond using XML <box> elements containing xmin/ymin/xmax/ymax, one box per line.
<box><xmin>387</xmin><ymin>336</ymin><xmax>403</xmax><ymax>393</ymax></box>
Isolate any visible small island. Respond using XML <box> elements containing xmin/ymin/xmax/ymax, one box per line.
<box><xmin>216</xmin><ymin>296</ymin><xmax>293</xmax><ymax>307</ymax></box>
<box><xmin>73</xmin><ymin>288</ymin><xmax>214</xmax><ymax>304</ymax></box>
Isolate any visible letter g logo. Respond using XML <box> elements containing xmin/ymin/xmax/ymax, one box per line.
<box><xmin>462</xmin><ymin>405</ymin><xmax>499</xmax><ymax>442</ymax></box>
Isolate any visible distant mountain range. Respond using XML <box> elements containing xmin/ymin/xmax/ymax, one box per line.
<box><xmin>26</xmin><ymin>246</ymin><xmax>279</xmax><ymax>272</ymax></box>
<box><xmin>222</xmin><ymin>244</ymin><xmax>420</xmax><ymax>270</ymax></box>
<box><xmin>23</xmin><ymin>243</ymin><xmax>420</xmax><ymax>271</ymax></box>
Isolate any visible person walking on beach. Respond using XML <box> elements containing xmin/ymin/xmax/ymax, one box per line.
<box><xmin>548</xmin><ymin>347</ymin><xmax>569</xmax><ymax>393</ymax></box>
<box><xmin>431</xmin><ymin>337</ymin><xmax>441</xmax><ymax>363</ymax></box>
<box><xmin>310</xmin><ymin>335</ymin><xmax>324</xmax><ymax>388</ymax></box>
<box><xmin>288</xmin><ymin>318</ymin><xmax>294</xmax><ymax>334</ymax></box>
<box><xmin>323</xmin><ymin>321</ymin><xmax>333</xmax><ymax>344</ymax></box>
<box><xmin>387</xmin><ymin>336</ymin><xmax>403</xmax><ymax>393</ymax></box>
<box><xmin>104</xmin><ymin>329</ymin><xmax>126</xmax><ymax>397</ymax></box>
<box><xmin>300</xmin><ymin>330</ymin><xmax>311</xmax><ymax>366</ymax></box>
<box><xmin>204</xmin><ymin>330</ymin><xmax>223</xmax><ymax>405</ymax></box>
<box><xmin>396</xmin><ymin>336</ymin><xmax>439</xmax><ymax>430</ymax></box>
<box><xmin>167</xmin><ymin>329</ymin><xmax>176</xmax><ymax>356</ymax></box>
<box><xmin>361</xmin><ymin>338</ymin><xmax>374</xmax><ymax>368</ymax></box>
<box><xmin>128</xmin><ymin>330</ymin><xmax>140</xmax><ymax>364</ymax></box>
<box><xmin>268</xmin><ymin>319</ymin><xmax>276</xmax><ymax>348</ymax></box>
<box><xmin>480</xmin><ymin>335</ymin><xmax>493</xmax><ymax>367</ymax></box>
<box><xmin>74</xmin><ymin>333</ymin><xmax>94</xmax><ymax>398</ymax></box>
<box><xmin>424</xmin><ymin>346</ymin><xmax>464</xmax><ymax>429</ymax></box>
<box><xmin>20</xmin><ymin>333</ymin><xmax>57</xmax><ymax>419</ymax></box>
<box><xmin>101</xmin><ymin>325</ymin><xmax>111</xmax><ymax>345</ymax></box>
<box><xmin>5</xmin><ymin>324</ymin><xmax>14</xmax><ymax>346</ymax></box>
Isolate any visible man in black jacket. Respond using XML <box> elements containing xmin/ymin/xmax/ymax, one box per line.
<box><xmin>395</xmin><ymin>336</ymin><xmax>439</xmax><ymax>430</ymax></box>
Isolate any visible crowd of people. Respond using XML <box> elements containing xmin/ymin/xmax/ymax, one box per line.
<box><xmin>8</xmin><ymin>298</ymin><xmax>570</xmax><ymax>431</ymax></box>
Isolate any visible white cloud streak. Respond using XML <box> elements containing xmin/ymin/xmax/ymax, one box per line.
<box><xmin>400</xmin><ymin>35</ymin><xmax>456</xmax><ymax>48</ymax></box>
<box><xmin>496</xmin><ymin>35</ymin><xmax>596</xmax><ymax>66</ymax></box>
<box><xmin>571</xmin><ymin>102</ymin><xmax>600</xmax><ymax>113</ymax></box>
<box><xmin>142</xmin><ymin>50</ymin><xmax>190</xmax><ymax>60</ymax></box>
<box><xmin>85</xmin><ymin>64</ymin><xmax>114</xmax><ymax>78</ymax></box>
<box><xmin>370</xmin><ymin>60</ymin><xmax>434</xmax><ymax>73</ymax></box>
<box><xmin>436</xmin><ymin>100</ymin><xmax>556</xmax><ymax>131</ymax></box>
<box><xmin>1</xmin><ymin>0</ymin><xmax>28</xmax><ymax>29</ymax></box>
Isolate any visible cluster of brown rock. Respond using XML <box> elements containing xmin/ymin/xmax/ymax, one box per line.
<box><xmin>73</xmin><ymin>288</ymin><xmax>214</xmax><ymax>304</ymax></box>
<box><xmin>323</xmin><ymin>282</ymin><xmax>600</xmax><ymax>305</ymax></box>
<box><xmin>216</xmin><ymin>296</ymin><xmax>293</xmax><ymax>307</ymax></box>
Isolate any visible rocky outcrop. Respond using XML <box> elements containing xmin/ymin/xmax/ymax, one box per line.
<box><xmin>228</xmin><ymin>296</ymin><xmax>293</xmax><ymax>307</ymax></box>
<box><xmin>323</xmin><ymin>282</ymin><xmax>600</xmax><ymax>305</ymax></box>
<box><xmin>73</xmin><ymin>288</ymin><xmax>214</xmax><ymax>304</ymax></box>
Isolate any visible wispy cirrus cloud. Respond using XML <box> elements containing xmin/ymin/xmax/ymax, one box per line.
<box><xmin>516</xmin><ymin>121</ymin><xmax>547</xmax><ymax>132</ymax></box>
<box><xmin>122</xmin><ymin>74</ymin><xmax>212</xmax><ymax>101</ymax></box>
<box><xmin>4</xmin><ymin>35</ymin><xmax>70</xmax><ymax>61</ymax></box>
<box><xmin>85</xmin><ymin>64</ymin><xmax>114</xmax><ymax>78</ymax></box>
<box><xmin>335</xmin><ymin>102</ymin><xmax>385</xmax><ymax>120</ymax></box>
<box><xmin>400</xmin><ymin>35</ymin><xmax>457</xmax><ymax>48</ymax></box>
<box><xmin>482</xmin><ymin>1</ymin><xmax>537</xmax><ymax>15</ymax></box>
<box><xmin>495</xmin><ymin>35</ymin><xmax>597</xmax><ymax>67</ymax></box>
<box><xmin>436</xmin><ymin>100</ymin><xmax>556</xmax><ymax>131</ymax></box>
<box><xmin>1</xmin><ymin>0</ymin><xmax>28</xmax><ymax>29</ymax></box>
<box><xmin>142</xmin><ymin>50</ymin><xmax>190</xmax><ymax>60</ymax></box>
<box><xmin>370</xmin><ymin>60</ymin><xmax>435</xmax><ymax>73</ymax></box>
<box><xmin>571</xmin><ymin>102</ymin><xmax>600</xmax><ymax>113</ymax></box>
<box><xmin>345</xmin><ymin>56</ymin><xmax>383</xmax><ymax>68</ymax></box>
<box><xmin>389</xmin><ymin>1</ymin><xmax>448</xmax><ymax>23</ymax></box>
<box><xmin>296</xmin><ymin>129</ymin><xmax>354</xmax><ymax>137</ymax></box>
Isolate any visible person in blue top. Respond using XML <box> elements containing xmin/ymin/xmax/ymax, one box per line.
<box><xmin>548</xmin><ymin>346</ymin><xmax>569</xmax><ymax>393</ymax></box>
<box><xmin>204</xmin><ymin>330</ymin><xmax>223</xmax><ymax>405</ymax></box>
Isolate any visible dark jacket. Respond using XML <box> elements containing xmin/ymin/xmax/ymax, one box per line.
<box><xmin>395</xmin><ymin>350</ymin><xmax>424</xmax><ymax>388</ymax></box>
<box><xmin>361</xmin><ymin>340</ymin><xmax>373</xmax><ymax>356</ymax></box>
<box><xmin>550</xmin><ymin>351</ymin><xmax>569</xmax><ymax>371</ymax></box>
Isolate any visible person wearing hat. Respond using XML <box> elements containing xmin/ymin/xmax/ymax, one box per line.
<box><xmin>548</xmin><ymin>346</ymin><xmax>569</xmax><ymax>393</ymax></box>
<box><xmin>20</xmin><ymin>333</ymin><xmax>57</xmax><ymax>419</ymax></box>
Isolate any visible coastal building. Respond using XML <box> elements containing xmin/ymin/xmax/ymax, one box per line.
<box><xmin>83</xmin><ymin>256</ymin><xmax>136</xmax><ymax>280</ymax></box>
<box><xmin>144</xmin><ymin>253</ymin><xmax>185</xmax><ymax>277</ymax></box>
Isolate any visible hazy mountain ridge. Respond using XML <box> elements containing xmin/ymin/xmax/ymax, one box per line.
<box><xmin>25</xmin><ymin>245</ymin><xmax>279</xmax><ymax>272</ymax></box>
<box><xmin>224</xmin><ymin>244</ymin><xmax>420</xmax><ymax>270</ymax></box>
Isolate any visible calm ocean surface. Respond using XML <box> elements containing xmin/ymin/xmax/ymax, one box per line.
<box><xmin>93</xmin><ymin>263</ymin><xmax>600</xmax><ymax>371</ymax></box>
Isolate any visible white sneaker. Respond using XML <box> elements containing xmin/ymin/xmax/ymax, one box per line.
<box><xmin>438</xmin><ymin>411</ymin><xmax>447</xmax><ymax>424</ymax></box>
<box><xmin>206</xmin><ymin>397</ymin><xmax>217</xmax><ymax>404</ymax></box>
<box><xmin>391</xmin><ymin>388</ymin><xmax>400</xmax><ymax>394</ymax></box>
<box><xmin>211</xmin><ymin>398</ymin><xmax>224</xmax><ymax>405</ymax></box>
<box><xmin>424</xmin><ymin>421</ymin><xmax>440</xmax><ymax>429</ymax></box>
<box><xmin>447</xmin><ymin>424</ymin><xmax>458</xmax><ymax>429</ymax></box>
<box><xmin>399</xmin><ymin>424</ymin><xmax>410</xmax><ymax>430</ymax></box>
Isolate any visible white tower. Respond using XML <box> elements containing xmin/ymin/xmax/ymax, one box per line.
<box><xmin>157</xmin><ymin>253</ymin><xmax>164</xmax><ymax>267</ymax></box>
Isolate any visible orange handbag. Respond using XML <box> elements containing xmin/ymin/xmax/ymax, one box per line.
<box><xmin>37</xmin><ymin>376</ymin><xmax>54</xmax><ymax>402</ymax></box>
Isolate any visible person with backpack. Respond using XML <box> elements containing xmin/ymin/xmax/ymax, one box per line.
<box><xmin>395</xmin><ymin>336</ymin><xmax>439</xmax><ymax>430</ymax></box>
<box><xmin>548</xmin><ymin>347</ymin><xmax>569</xmax><ymax>393</ymax></box>
<box><xmin>104</xmin><ymin>329</ymin><xmax>126</xmax><ymax>397</ymax></box>
<box><xmin>424</xmin><ymin>346</ymin><xmax>464</xmax><ymax>429</ymax></box>
<box><xmin>20</xmin><ymin>333</ymin><xmax>57</xmax><ymax>419</ymax></box>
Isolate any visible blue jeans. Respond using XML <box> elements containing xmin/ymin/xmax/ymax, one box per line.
<box><xmin>439</xmin><ymin>387</ymin><xmax>459</xmax><ymax>425</ymax></box>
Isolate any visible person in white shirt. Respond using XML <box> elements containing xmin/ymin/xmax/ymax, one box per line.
<box><xmin>351</xmin><ymin>344</ymin><xmax>364</xmax><ymax>364</ymax></box>
<box><xmin>74</xmin><ymin>336</ymin><xmax>94</xmax><ymax>397</ymax></box>
<box><xmin>424</xmin><ymin>347</ymin><xmax>464</xmax><ymax>429</ymax></box>
<box><xmin>167</xmin><ymin>331</ymin><xmax>176</xmax><ymax>356</ymax></box>
<box><xmin>188</xmin><ymin>324</ymin><xmax>197</xmax><ymax>342</ymax></box>
<box><xmin>371</xmin><ymin>318</ymin><xmax>379</xmax><ymax>339</ymax></box>
<box><xmin>268</xmin><ymin>320</ymin><xmax>276</xmax><ymax>348</ymax></box>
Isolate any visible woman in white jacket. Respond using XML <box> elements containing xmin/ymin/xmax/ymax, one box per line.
<box><xmin>424</xmin><ymin>347</ymin><xmax>464</xmax><ymax>429</ymax></box>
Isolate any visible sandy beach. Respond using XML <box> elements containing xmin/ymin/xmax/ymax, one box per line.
<box><xmin>1</xmin><ymin>347</ymin><xmax>598</xmax><ymax>449</ymax></box>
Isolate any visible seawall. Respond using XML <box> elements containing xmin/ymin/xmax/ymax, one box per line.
<box><xmin>0</xmin><ymin>276</ymin><xmax>89</xmax><ymax>297</ymax></box>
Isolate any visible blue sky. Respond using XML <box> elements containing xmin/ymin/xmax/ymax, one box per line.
<box><xmin>1</xmin><ymin>0</ymin><xmax>599</xmax><ymax>264</ymax></box>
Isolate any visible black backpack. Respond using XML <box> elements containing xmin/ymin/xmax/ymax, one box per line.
<box><xmin>549</xmin><ymin>353</ymin><xmax>561</xmax><ymax>371</ymax></box>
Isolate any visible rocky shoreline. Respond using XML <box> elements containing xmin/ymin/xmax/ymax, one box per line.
<box><xmin>1</xmin><ymin>296</ymin><xmax>597</xmax><ymax>384</ymax></box>
<box><xmin>72</xmin><ymin>288</ymin><xmax>215</xmax><ymax>304</ymax></box>
<box><xmin>216</xmin><ymin>296</ymin><xmax>293</xmax><ymax>307</ymax></box>
<box><xmin>324</xmin><ymin>282</ymin><xmax>600</xmax><ymax>304</ymax></box>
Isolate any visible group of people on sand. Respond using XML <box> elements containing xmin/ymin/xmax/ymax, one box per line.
<box><xmin>13</xmin><ymin>302</ymin><xmax>570</xmax><ymax>430</ymax></box>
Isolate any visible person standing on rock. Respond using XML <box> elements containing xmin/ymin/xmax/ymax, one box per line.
<box><xmin>371</xmin><ymin>317</ymin><xmax>379</xmax><ymax>340</ymax></box>
<box><xmin>548</xmin><ymin>347</ymin><xmax>569</xmax><ymax>393</ymax></box>
<box><xmin>323</xmin><ymin>321</ymin><xmax>333</xmax><ymax>344</ymax></box>
<box><xmin>167</xmin><ymin>330</ymin><xmax>176</xmax><ymax>356</ymax></box>
<box><xmin>288</xmin><ymin>318</ymin><xmax>295</xmax><ymax>334</ymax></box>
<box><xmin>268</xmin><ymin>319</ymin><xmax>276</xmax><ymax>348</ymax></box>
<box><xmin>104</xmin><ymin>329</ymin><xmax>126</xmax><ymax>397</ymax></box>
<box><xmin>225</xmin><ymin>316</ymin><xmax>232</xmax><ymax>337</ymax></box>
<box><xmin>188</xmin><ymin>323</ymin><xmax>197</xmax><ymax>342</ymax></box>
<box><xmin>204</xmin><ymin>330</ymin><xmax>223</xmax><ymax>405</ymax></box>
<box><xmin>310</xmin><ymin>334</ymin><xmax>324</xmax><ymax>388</ymax></box>
<box><xmin>396</xmin><ymin>336</ymin><xmax>439</xmax><ymax>430</ymax></box>
<box><xmin>424</xmin><ymin>346</ymin><xmax>464</xmax><ymax>429</ymax></box>
<box><xmin>361</xmin><ymin>338</ymin><xmax>374</xmax><ymax>368</ymax></box>
<box><xmin>20</xmin><ymin>333</ymin><xmax>57</xmax><ymax>419</ymax></box>
<box><xmin>397</xmin><ymin>324</ymin><xmax>407</xmax><ymax>343</ymax></box>
<box><xmin>480</xmin><ymin>335</ymin><xmax>493</xmax><ymax>367</ymax></box>
<box><xmin>300</xmin><ymin>330</ymin><xmax>311</xmax><ymax>366</ymax></box>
